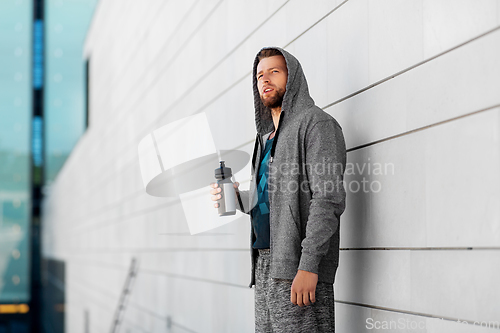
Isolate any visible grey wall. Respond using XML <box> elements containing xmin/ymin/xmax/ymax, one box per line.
<box><xmin>42</xmin><ymin>0</ymin><xmax>500</xmax><ymax>332</ymax></box>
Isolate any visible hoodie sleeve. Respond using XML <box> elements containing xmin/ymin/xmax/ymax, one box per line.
<box><xmin>236</xmin><ymin>189</ymin><xmax>251</xmax><ymax>215</ymax></box>
<box><xmin>298</xmin><ymin>119</ymin><xmax>346</xmax><ymax>275</ymax></box>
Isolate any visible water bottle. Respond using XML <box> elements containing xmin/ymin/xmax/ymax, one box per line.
<box><xmin>214</xmin><ymin>161</ymin><xmax>236</xmax><ymax>216</ymax></box>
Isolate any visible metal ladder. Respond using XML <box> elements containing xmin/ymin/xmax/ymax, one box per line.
<box><xmin>110</xmin><ymin>258</ymin><xmax>138</xmax><ymax>333</ymax></box>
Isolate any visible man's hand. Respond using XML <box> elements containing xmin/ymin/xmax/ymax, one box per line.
<box><xmin>290</xmin><ymin>269</ymin><xmax>318</xmax><ymax>306</ymax></box>
<box><xmin>210</xmin><ymin>182</ymin><xmax>239</xmax><ymax>208</ymax></box>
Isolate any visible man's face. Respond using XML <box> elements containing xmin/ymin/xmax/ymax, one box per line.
<box><xmin>256</xmin><ymin>55</ymin><xmax>288</xmax><ymax>109</ymax></box>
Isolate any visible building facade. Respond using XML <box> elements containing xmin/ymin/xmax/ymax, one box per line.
<box><xmin>42</xmin><ymin>0</ymin><xmax>500</xmax><ymax>332</ymax></box>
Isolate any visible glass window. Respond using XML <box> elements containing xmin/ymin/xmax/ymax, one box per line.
<box><xmin>0</xmin><ymin>0</ymin><xmax>33</xmax><ymax>304</ymax></box>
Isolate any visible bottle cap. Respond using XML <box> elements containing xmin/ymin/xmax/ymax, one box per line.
<box><xmin>214</xmin><ymin>161</ymin><xmax>232</xmax><ymax>180</ymax></box>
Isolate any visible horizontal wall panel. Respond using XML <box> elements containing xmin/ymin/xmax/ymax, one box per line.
<box><xmin>68</xmin><ymin>269</ymin><xmax>255</xmax><ymax>333</ymax></box>
<box><xmin>331</xmin><ymin>26</ymin><xmax>500</xmax><ymax>150</ymax></box>
<box><xmin>57</xmin><ymin>207</ymin><xmax>252</xmax><ymax>254</ymax></box>
<box><xmin>129</xmin><ymin>272</ymin><xmax>254</xmax><ymax>333</ymax></box>
<box><xmin>335</xmin><ymin>249</ymin><xmax>500</xmax><ymax>325</ymax></box>
<box><xmin>67</xmin><ymin>249</ymin><xmax>252</xmax><ymax>290</ymax></box>
<box><xmin>367</xmin><ymin>0</ymin><xmax>424</xmax><ymax>85</ymax></box>
<box><xmin>422</xmin><ymin>0</ymin><xmax>499</xmax><ymax>59</ymax></box>
<box><xmin>67</xmin><ymin>273</ymin><xmax>115</xmax><ymax>332</ymax></box>
<box><xmin>341</xmin><ymin>107</ymin><xmax>500</xmax><ymax>248</ymax></box>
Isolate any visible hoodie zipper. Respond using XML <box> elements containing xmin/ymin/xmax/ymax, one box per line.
<box><xmin>250</xmin><ymin>110</ymin><xmax>283</xmax><ymax>282</ymax></box>
<box><xmin>249</xmin><ymin>133</ymin><xmax>260</xmax><ymax>287</ymax></box>
<box><xmin>268</xmin><ymin>110</ymin><xmax>285</xmax><ymax>279</ymax></box>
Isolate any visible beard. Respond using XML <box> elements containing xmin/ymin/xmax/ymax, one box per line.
<box><xmin>261</xmin><ymin>86</ymin><xmax>285</xmax><ymax>109</ymax></box>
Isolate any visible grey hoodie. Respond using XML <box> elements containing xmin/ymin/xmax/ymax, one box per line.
<box><xmin>238</xmin><ymin>46</ymin><xmax>346</xmax><ymax>288</ymax></box>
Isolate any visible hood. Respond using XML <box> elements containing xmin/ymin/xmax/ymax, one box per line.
<box><xmin>252</xmin><ymin>46</ymin><xmax>315</xmax><ymax>135</ymax></box>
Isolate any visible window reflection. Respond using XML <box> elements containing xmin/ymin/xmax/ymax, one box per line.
<box><xmin>0</xmin><ymin>0</ymin><xmax>32</xmax><ymax>304</ymax></box>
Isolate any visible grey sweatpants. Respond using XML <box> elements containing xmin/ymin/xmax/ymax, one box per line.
<box><xmin>254</xmin><ymin>249</ymin><xmax>335</xmax><ymax>333</ymax></box>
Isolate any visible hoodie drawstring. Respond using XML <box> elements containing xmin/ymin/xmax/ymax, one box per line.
<box><xmin>251</xmin><ymin>133</ymin><xmax>260</xmax><ymax>173</ymax></box>
<box><xmin>251</xmin><ymin>109</ymin><xmax>284</xmax><ymax>170</ymax></box>
<box><xmin>269</xmin><ymin>111</ymin><xmax>285</xmax><ymax>163</ymax></box>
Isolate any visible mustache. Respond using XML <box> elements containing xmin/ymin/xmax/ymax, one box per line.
<box><xmin>261</xmin><ymin>85</ymin><xmax>276</xmax><ymax>92</ymax></box>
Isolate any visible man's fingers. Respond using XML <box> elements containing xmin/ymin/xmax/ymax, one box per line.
<box><xmin>291</xmin><ymin>287</ymin><xmax>304</xmax><ymax>307</ymax></box>
<box><xmin>296</xmin><ymin>293</ymin><xmax>304</xmax><ymax>307</ymax></box>
<box><xmin>211</xmin><ymin>194</ymin><xmax>222</xmax><ymax>202</ymax></box>
<box><xmin>291</xmin><ymin>270</ymin><xmax>318</xmax><ymax>306</ymax></box>
<box><xmin>291</xmin><ymin>289</ymin><xmax>315</xmax><ymax>307</ymax></box>
<box><xmin>210</xmin><ymin>187</ymin><xmax>221</xmax><ymax>195</ymax></box>
<box><xmin>211</xmin><ymin>182</ymin><xmax>220</xmax><ymax>209</ymax></box>
<box><xmin>290</xmin><ymin>290</ymin><xmax>297</xmax><ymax>305</ymax></box>
<box><xmin>233</xmin><ymin>182</ymin><xmax>239</xmax><ymax>188</ymax></box>
<box><xmin>302</xmin><ymin>293</ymin><xmax>310</xmax><ymax>306</ymax></box>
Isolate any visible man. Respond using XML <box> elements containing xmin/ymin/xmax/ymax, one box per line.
<box><xmin>211</xmin><ymin>47</ymin><xmax>346</xmax><ymax>332</ymax></box>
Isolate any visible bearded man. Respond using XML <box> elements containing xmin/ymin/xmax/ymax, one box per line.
<box><xmin>211</xmin><ymin>47</ymin><xmax>346</xmax><ymax>332</ymax></box>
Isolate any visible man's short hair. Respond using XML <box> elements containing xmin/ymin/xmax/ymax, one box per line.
<box><xmin>257</xmin><ymin>48</ymin><xmax>283</xmax><ymax>62</ymax></box>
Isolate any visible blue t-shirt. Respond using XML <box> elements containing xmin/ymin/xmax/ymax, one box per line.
<box><xmin>251</xmin><ymin>136</ymin><xmax>274</xmax><ymax>249</ymax></box>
